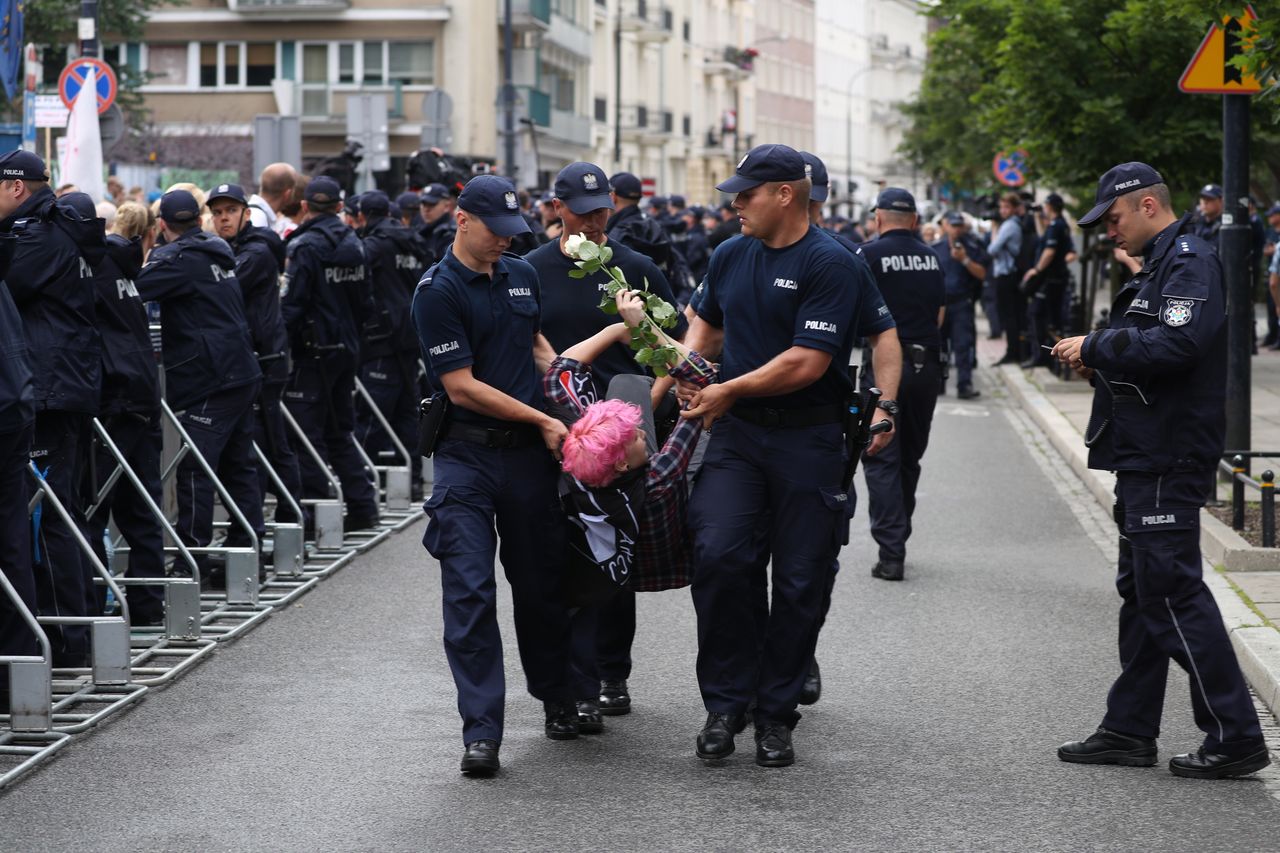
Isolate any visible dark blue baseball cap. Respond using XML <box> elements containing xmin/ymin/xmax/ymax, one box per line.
<box><xmin>361</xmin><ymin>190</ymin><xmax>391</xmax><ymax>217</ymax></box>
<box><xmin>610</xmin><ymin>171</ymin><xmax>643</xmax><ymax>200</ymax></box>
<box><xmin>553</xmin><ymin>162</ymin><xmax>614</xmax><ymax>215</ymax></box>
<box><xmin>305</xmin><ymin>176</ymin><xmax>342</xmax><ymax>205</ymax></box>
<box><xmin>648</xmin><ymin>195</ymin><xmax>667</xmax><ymax>209</ymax></box>
<box><xmin>874</xmin><ymin>187</ymin><xmax>916</xmax><ymax>214</ymax></box>
<box><xmin>1078</xmin><ymin>162</ymin><xmax>1164</xmax><ymax>227</ymax></box>
<box><xmin>0</xmin><ymin>149</ymin><xmax>49</xmax><ymax>181</ymax></box>
<box><xmin>1267</xmin><ymin>202</ymin><xmax>1280</xmax><ymax>218</ymax></box>
<box><xmin>206</xmin><ymin>182</ymin><xmax>248</xmax><ymax>206</ymax></box>
<box><xmin>396</xmin><ymin>191</ymin><xmax>421</xmax><ymax>215</ymax></box>
<box><xmin>159</xmin><ymin>189</ymin><xmax>201</xmax><ymax>226</ymax></box>
<box><xmin>799</xmin><ymin>152</ymin><xmax>829</xmax><ymax>203</ymax></box>
<box><xmin>345</xmin><ymin>193</ymin><xmax>362</xmax><ymax>216</ymax></box>
<box><xmin>944</xmin><ymin>211</ymin><xmax>966</xmax><ymax>226</ymax></box>
<box><xmin>421</xmin><ymin>183</ymin><xmax>449</xmax><ymax>204</ymax></box>
<box><xmin>670</xmin><ymin>194</ymin><xmax>686</xmax><ymax>207</ymax></box>
<box><xmin>58</xmin><ymin>191</ymin><xmax>96</xmax><ymax>220</ymax></box>
<box><xmin>457</xmin><ymin>174</ymin><xmax>530</xmax><ymax>237</ymax></box>
<box><xmin>716</xmin><ymin>143</ymin><xmax>806</xmax><ymax>194</ymax></box>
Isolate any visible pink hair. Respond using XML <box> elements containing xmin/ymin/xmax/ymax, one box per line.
<box><xmin>561</xmin><ymin>399</ymin><xmax>643</xmax><ymax>486</ymax></box>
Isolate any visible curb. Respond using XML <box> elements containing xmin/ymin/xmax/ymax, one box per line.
<box><xmin>997</xmin><ymin>364</ymin><xmax>1280</xmax><ymax>721</ymax></box>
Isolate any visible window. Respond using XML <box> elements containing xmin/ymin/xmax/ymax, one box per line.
<box><xmin>194</xmin><ymin>41</ymin><xmax>273</xmax><ymax>89</ymax></box>
<box><xmin>148</xmin><ymin>44</ymin><xmax>189</xmax><ymax>86</ymax></box>
<box><xmin>388</xmin><ymin>42</ymin><xmax>433</xmax><ymax>86</ymax></box>
<box><xmin>661</xmin><ymin>110</ymin><xmax>673</xmax><ymax>133</ymax></box>
<box><xmin>338</xmin><ymin>43</ymin><xmax>356</xmax><ymax>84</ymax></box>
<box><xmin>246</xmin><ymin>43</ymin><xmax>274</xmax><ymax>86</ymax></box>
<box><xmin>594</xmin><ymin>96</ymin><xmax>607</xmax><ymax>122</ymax></box>
<box><xmin>363</xmin><ymin>42</ymin><xmax>385</xmax><ymax>85</ymax></box>
<box><xmin>682</xmin><ymin>114</ymin><xmax>690</xmax><ymax>136</ymax></box>
<box><xmin>554</xmin><ymin>74</ymin><xmax>574</xmax><ymax>112</ymax></box>
<box><xmin>682</xmin><ymin>19</ymin><xmax>691</xmax><ymax>42</ymax></box>
<box><xmin>636</xmin><ymin>105</ymin><xmax>648</xmax><ymax>127</ymax></box>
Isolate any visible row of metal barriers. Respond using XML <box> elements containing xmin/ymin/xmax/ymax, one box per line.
<box><xmin>0</xmin><ymin>375</ymin><xmax>425</xmax><ymax>789</ymax></box>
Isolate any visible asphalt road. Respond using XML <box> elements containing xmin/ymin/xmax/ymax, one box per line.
<box><xmin>3</xmin><ymin>382</ymin><xmax>1279</xmax><ymax>851</ymax></box>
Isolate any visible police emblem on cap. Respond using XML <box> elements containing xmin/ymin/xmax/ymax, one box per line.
<box><xmin>804</xmin><ymin>163</ymin><xmax>812</xmax><ymax>178</ymax></box>
<box><xmin>218</xmin><ymin>184</ymin><xmax>228</xmax><ymax>193</ymax></box>
<box><xmin>1163</xmin><ymin>299</ymin><xmax>1194</xmax><ymax>327</ymax></box>
<box><xmin>583</xmin><ymin>173</ymin><xmax>599</xmax><ymax>191</ymax></box>
<box><xmin>504</xmin><ymin>191</ymin><xmax>518</xmax><ymax>209</ymax></box>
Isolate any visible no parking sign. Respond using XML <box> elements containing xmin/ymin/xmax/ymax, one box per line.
<box><xmin>58</xmin><ymin>58</ymin><xmax>117</xmax><ymax>115</ymax></box>
<box><xmin>992</xmin><ymin>150</ymin><xmax>1028</xmax><ymax>187</ymax></box>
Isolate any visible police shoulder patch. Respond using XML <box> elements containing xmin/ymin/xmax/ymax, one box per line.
<box><xmin>1162</xmin><ymin>299</ymin><xmax>1194</xmax><ymax>327</ymax></box>
<box><xmin>1178</xmin><ymin>239</ymin><xmax>1196</xmax><ymax>255</ymax></box>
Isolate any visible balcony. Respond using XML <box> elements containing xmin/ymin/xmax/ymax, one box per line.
<box><xmin>517</xmin><ymin>86</ymin><xmax>552</xmax><ymax>127</ymax></box>
<box><xmin>545</xmin><ymin>13</ymin><xmax>592</xmax><ymax>58</ymax></box>
<box><xmin>621</xmin><ymin>1</ymin><xmax>672</xmax><ymax>43</ymax></box>
<box><xmin>502</xmin><ymin>0</ymin><xmax>551</xmax><ymax>31</ymax></box>
<box><xmin>548</xmin><ymin>108</ymin><xmax>592</xmax><ymax>147</ymax></box>
<box><xmin>229</xmin><ymin>0</ymin><xmax>350</xmax><ymax>12</ymax></box>
<box><xmin>703</xmin><ymin>46</ymin><xmax>752</xmax><ymax>81</ymax></box>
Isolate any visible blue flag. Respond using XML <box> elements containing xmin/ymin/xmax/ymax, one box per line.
<box><xmin>0</xmin><ymin>0</ymin><xmax>23</xmax><ymax>101</ymax></box>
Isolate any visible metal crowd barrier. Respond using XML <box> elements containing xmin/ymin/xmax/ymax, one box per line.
<box><xmin>1220</xmin><ymin>452</ymin><xmax>1279</xmax><ymax>547</ymax></box>
<box><xmin>0</xmin><ymin>379</ymin><xmax>425</xmax><ymax>789</ymax></box>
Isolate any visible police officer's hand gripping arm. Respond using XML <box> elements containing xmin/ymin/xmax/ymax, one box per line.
<box><xmin>862</xmin><ymin>325</ymin><xmax>900</xmax><ymax>455</ymax></box>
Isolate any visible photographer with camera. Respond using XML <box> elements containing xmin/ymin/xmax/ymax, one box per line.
<box><xmin>932</xmin><ymin>212</ymin><xmax>989</xmax><ymax>399</ymax></box>
<box><xmin>1021</xmin><ymin>193</ymin><xmax>1074</xmax><ymax>367</ymax></box>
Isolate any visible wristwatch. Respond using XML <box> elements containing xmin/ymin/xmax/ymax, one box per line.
<box><xmin>876</xmin><ymin>400</ymin><xmax>900</xmax><ymax>416</ymax></box>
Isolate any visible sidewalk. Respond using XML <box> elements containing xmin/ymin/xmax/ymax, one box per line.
<box><xmin>976</xmin><ymin>325</ymin><xmax>1280</xmax><ymax>719</ymax></box>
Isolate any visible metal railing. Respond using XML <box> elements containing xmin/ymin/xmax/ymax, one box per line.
<box><xmin>1219</xmin><ymin>453</ymin><xmax>1278</xmax><ymax>547</ymax></box>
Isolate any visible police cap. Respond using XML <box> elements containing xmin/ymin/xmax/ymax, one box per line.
<box><xmin>346</xmin><ymin>193</ymin><xmax>363</xmax><ymax>216</ymax></box>
<box><xmin>799</xmin><ymin>152</ymin><xmax>829</xmax><ymax>203</ymax></box>
<box><xmin>874</xmin><ymin>187</ymin><xmax>917</xmax><ymax>214</ymax></box>
<box><xmin>305</xmin><ymin>176</ymin><xmax>342</xmax><ymax>205</ymax></box>
<box><xmin>1268</xmin><ymin>202</ymin><xmax>1280</xmax><ymax>218</ymax></box>
<box><xmin>670</xmin><ymin>194</ymin><xmax>686</xmax><ymax>208</ymax></box>
<box><xmin>610</xmin><ymin>172</ymin><xmax>643</xmax><ymax>200</ymax></box>
<box><xmin>1077</xmin><ymin>162</ymin><xmax>1164</xmax><ymax>227</ymax></box>
<box><xmin>396</xmin><ymin>191</ymin><xmax>421</xmax><ymax>215</ymax></box>
<box><xmin>1199</xmin><ymin>183</ymin><xmax>1223</xmax><ymax>199</ymax></box>
<box><xmin>421</xmin><ymin>183</ymin><xmax>449</xmax><ymax>204</ymax></box>
<box><xmin>206</xmin><ymin>183</ymin><xmax>248</xmax><ymax>206</ymax></box>
<box><xmin>944</xmin><ymin>211</ymin><xmax>966</xmax><ymax>226</ymax></box>
<box><xmin>361</xmin><ymin>190</ymin><xmax>391</xmax><ymax>217</ymax></box>
<box><xmin>553</xmin><ymin>162</ymin><xmax>614</xmax><ymax>215</ymax></box>
<box><xmin>715</xmin><ymin>143</ymin><xmax>806</xmax><ymax>194</ymax></box>
<box><xmin>457</xmin><ymin>174</ymin><xmax>530</xmax><ymax>237</ymax></box>
<box><xmin>58</xmin><ymin>191</ymin><xmax>97</xmax><ymax>220</ymax></box>
<box><xmin>648</xmin><ymin>196</ymin><xmax>668</xmax><ymax>209</ymax></box>
<box><xmin>0</xmin><ymin>149</ymin><xmax>49</xmax><ymax>181</ymax></box>
<box><xmin>159</xmin><ymin>190</ymin><xmax>201</xmax><ymax>226</ymax></box>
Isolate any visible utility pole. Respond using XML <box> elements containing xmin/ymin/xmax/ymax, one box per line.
<box><xmin>1222</xmin><ymin>92</ymin><xmax>1251</xmax><ymax>457</ymax></box>
<box><xmin>502</xmin><ymin>0</ymin><xmax>517</xmax><ymax>181</ymax></box>
<box><xmin>79</xmin><ymin>0</ymin><xmax>100</xmax><ymax>58</ymax></box>
<box><xmin>614</xmin><ymin>3</ymin><xmax>622</xmax><ymax>169</ymax></box>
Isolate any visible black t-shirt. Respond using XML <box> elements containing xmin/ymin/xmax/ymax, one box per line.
<box><xmin>526</xmin><ymin>237</ymin><xmax>687</xmax><ymax>394</ymax></box>
<box><xmin>859</xmin><ymin>229</ymin><xmax>945</xmax><ymax>347</ymax></box>
<box><xmin>1042</xmin><ymin>215</ymin><xmax>1073</xmax><ymax>278</ymax></box>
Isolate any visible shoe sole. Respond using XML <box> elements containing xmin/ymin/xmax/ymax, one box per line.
<box><xmin>545</xmin><ymin>731</ymin><xmax>579</xmax><ymax>741</ymax></box>
<box><xmin>578</xmin><ymin>721</ymin><xmax>605</xmax><ymax>734</ymax></box>
<box><xmin>1058</xmin><ymin>748</ymin><xmax>1157</xmax><ymax>767</ymax></box>
<box><xmin>460</xmin><ymin>761</ymin><xmax>500</xmax><ymax>776</ymax></box>
<box><xmin>756</xmin><ymin>754</ymin><xmax>795</xmax><ymax>767</ymax></box>
<box><xmin>696</xmin><ymin>745</ymin><xmax>734</xmax><ymax>761</ymax></box>
<box><xmin>1169</xmin><ymin>749</ymin><xmax>1271</xmax><ymax>779</ymax></box>
<box><xmin>598</xmin><ymin>705</ymin><xmax>631</xmax><ymax>717</ymax></box>
<box><xmin>798</xmin><ymin>693</ymin><xmax>820</xmax><ymax>706</ymax></box>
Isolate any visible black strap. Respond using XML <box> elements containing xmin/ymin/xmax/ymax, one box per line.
<box><xmin>730</xmin><ymin>404</ymin><xmax>843</xmax><ymax>428</ymax></box>
<box><xmin>444</xmin><ymin>422</ymin><xmax>539</xmax><ymax>449</ymax></box>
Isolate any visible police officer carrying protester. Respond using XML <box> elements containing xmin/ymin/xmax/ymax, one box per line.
<box><xmin>356</xmin><ymin>189</ymin><xmax>431</xmax><ymax>500</ymax></box>
<box><xmin>59</xmin><ymin>192</ymin><xmax>165</xmax><ymax>624</ymax></box>
<box><xmin>679</xmin><ymin>144</ymin><xmax>893</xmax><ymax>768</ymax></box>
<box><xmin>0</xmin><ymin>224</ymin><xmax>38</xmax><ymax>705</ymax></box>
<box><xmin>525</xmin><ymin>161</ymin><xmax>687</xmax><ymax>724</ymax></box>
<box><xmin>933</xmin><ymin>212</ymin><xmax>989</xmax><ymax>399</ymax></box>
<box><xmin>858</xmin><ymin>188</ymin><xmax>946</xmax><ymax>583</ymax></box>
<box><xmin>412</xmin><ymin>174</ymin><xmax>575</xmax><ymax>777</ymax></box>
<box><xmin>281</xmin><ymin>176</ymin><xmax>381</xmax><ymax>533</ymax></box>
<box><xmin>206</xmin><ymin>182</ymin><xmax>304</xmax><ymax>526</ymax></box>
<box><xmin>1052</xmin><ymin>163</ymin><xmax>1269</xmax><ymax>780</ymax></box>
<box><xmin>137</xmin><ymin>190</ymin><xmax>265</xmax><ymax>582</ymax></box>
<box><xmin>0</xmin><ymin>150</ymin><xmax>103</xmax><ymax>666</ymax></box>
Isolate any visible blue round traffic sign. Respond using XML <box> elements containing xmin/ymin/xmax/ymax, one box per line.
<box><xmin>992</xmin><ymin>149</ymin><xmax>1028</xmax><ymax>187</ymax></box>
<box><xmin>58</xmin><ymin>58</ymin><xmax>117</xmax><ymax>115</ymax></box>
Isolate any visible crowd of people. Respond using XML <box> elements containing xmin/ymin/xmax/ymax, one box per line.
<box><xmin>0</xmin><ymin>138</ymin><xmax>1271</xmax><ymax>784</ymax></box>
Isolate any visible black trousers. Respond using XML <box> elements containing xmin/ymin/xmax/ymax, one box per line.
<box><xmin>995</xmin><ymin>272</ymin><xmax>1024</xmax><ymax>360</ymax></box>
<box><xmin>254</xmin><ymin>380</ymin><xmax>304</xmax><ymax>525</ymax></box>
<box><xmin>29</xmin><ymin>411</ymin><xmax>94</xmax><ymax>665</ymax></box>
<box><xmin>1</xmin><ymin>422</ymin><xmax>38</xmax><ymax>657</ymax></box>
<box><xmin>86</xmin><ymin>412</ymin><xmax>166</xmax><ymax>622</ymax></box>
<box><xmin>861</xmin><ymin>354</ymin><xmax>941</xmax><ymax>563</ymax></box>
<box><xmin>356</xmin><ymin>354</ymin><xmax>422</xmax><ymax>494</ymax></box>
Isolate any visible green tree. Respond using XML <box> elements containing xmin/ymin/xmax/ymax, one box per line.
<box><xmin>901</xmin><ymin>0</ymin><xmax>1280</xmax><ymax>209</ymax></box>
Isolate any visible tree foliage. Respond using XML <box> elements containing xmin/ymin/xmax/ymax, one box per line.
<box><xmin>901</xmin><ymin>0</ymin><xmax>1280</xmax><ymax>209</ymax></box>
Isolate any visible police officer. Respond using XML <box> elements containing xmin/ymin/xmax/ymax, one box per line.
<box><xmin>397</xmin><ymin>191</ymin><xmax>425</xmax><ymax>231</ymax></box>
<box><xmin>858</xmin><ymin>188</ymin><xmax>946</xmax><ymax>583</ymax></box>
<box><xmin>680</xmin><ymin>144</ymin><xmax>890</xmax><ymax>768</ymax></box>
<box><xmin>933</xmin><ymin>212</ymin><xmax>989</xmax><ymax>399</ymax></box>
<box><xmin>418</xmin><ymin>183</ymin><xmax>457</xmax><ymax>262</ymax></box>
<box><xmin>59</xmin><ymin>193</ymin><xmax>165</xmax><ymax>624</ymax></box>
<box><xmin>1053</xmin><ymin>162</ymin><xmax>1269</xmax><ymax>780</ymax></box>
<box><xmin>1021</xmin><ymin>193</ymin><xmax>1074</xmax><ymax>365</ymax></box>
<box><xmin>607</xmin><ymin>173</ymin><xmax>694</xmax><ymax>305</ymax></box>
<box><xmin>525</xmin><ymin>161</ymin><xmax>687</xmax><ymax>723</ymax></box>
<box><xmin>356</xmin><ymin>190</ymin><xmax>431</xmax><ymax>499</ymax></box>
<box><xmin>1191</xmin><ymin>183</ymin><xmax>1223</xmax><ymax>244</ymax></box>
<box><xmin>137</xmin><ymin>190</ymin><xmax>265</xmax><ymax>582</ymax></box>
<box><xmin>412</xmin><ymin>174</ymin><xmax>574</xmax><ymax>777</ymax></box>
<box><xmin>0</xmin><ymin>150</ymin><xmax>103</xmax><ymax>666</ymax></box>
<box><xmin>207</xmin><ymin>183</ymin><xmax>303</xmax><ymax>527</ymax></box>
<box><xmin>281</xmin><ymin>177</ymin><xmax>381</xmax><ymax>533</ymax></box>
<box><xmin>0</xmin><ymin>225</ymin><xmax>38</xmax><ymax>706</ymax></box>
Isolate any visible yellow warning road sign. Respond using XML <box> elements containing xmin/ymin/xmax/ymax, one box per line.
<box><xmin>1179</xmin><ymin>8</ymin><xmax>1263</xmax><ymax>94</ymax></box>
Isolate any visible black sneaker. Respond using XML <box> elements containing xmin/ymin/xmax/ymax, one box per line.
<box><xmin>755</xmin><ymin>723</ymin><xmax>795</xmax><ymax>767</ymax></box>
<box><xmin>1058</xmin><ymin>727</ymin><xmax>1157</xmax><ymax>766</ymax></box>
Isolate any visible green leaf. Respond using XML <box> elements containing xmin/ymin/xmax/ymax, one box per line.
<box><xmin>579</xmin><ymin>241</ymin><xmax>600</xmax><ymax>261</ymax></box>
<box><xmin>599</xmin><ymin>300</ymin><xmax>619</xmax><ymax>315</ymax></box>
<box><xmin>633</xmin><ymin>347</ymin><xmax>654</xmax><ymax>365</ymax></box>
<box><xmin>651</xmin><ymin>363</ymin><xmax>670</xmax><ymax>378</ymax></box>
<box><xmin>610</xmin><ymin>266</ymin><xmax>629</xmax><ymax>286</ymax></box>
<box><xmin>567</xmin><ymin>269</ymin><xmax>586</xmax><ymax>279</ymax></box>
<box><xmin>599</xmin><ymin>245</ymin><xmax>613</xmax><ymax>264</ymax></box>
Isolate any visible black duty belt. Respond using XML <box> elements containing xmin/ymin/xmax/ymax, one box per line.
<box><xmin>730</xmin><ymin>404</ymin><xmax>843</xmax><ymax>428</ymax></box>
<box><xmin>945</xmin><ymin>294</ymin><xmax>973</xmax><ymax>305</ymax></box>
<box><xmin>444</xmin><ymin>422</ymin><xmax>540</xmax><ymax>449</ymax></box>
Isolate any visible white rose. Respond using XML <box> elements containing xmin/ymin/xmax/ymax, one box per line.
<box><xmin>564</xmin><ymin>233</ymin><xmax>586</xmax><ymax>258</ymax></box>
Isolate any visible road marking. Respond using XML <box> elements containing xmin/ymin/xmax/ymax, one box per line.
<box><xmin>936</xmin><ymin>404</ymin><xmax>991</xmax><ymax>418</ymax></box>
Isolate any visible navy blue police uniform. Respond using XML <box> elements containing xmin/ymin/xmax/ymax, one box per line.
<box><xmin>1191</xmin><ymin>184</ymin><xmax>1223</xmax><ymax>245</ymax></box>
<box><xmin>1066</xmin><ymin>163</ymin><xmax>1265</xmax><ymax>774</ymax></box>
<box><xmin>59</xmin><ymin>191</ymin><xmax>166</xmax><ymax>624</ymax></box>
<box><xmin>859</xmin><ymin>189</ymin><xmax>946</xmax><ymax>577</ymax></box>
<box><xmin>1025</xmin><ymin>200</ymin><xmax>1075</xmax><ymax>354</ymax></box>
<box><xmin>281</xmin><ymin>177</ymin><xmax>380</xmax><ymax>529</ymax></box>
<box><xmin>210</xmin><ymin>183</ymin><xmax>305</xmax><ymax>527</ymax></box>
<box><xmin>932</xmin><ymin>216</ymin><xmax>989</xmax><ymax>396</ymax></box>
<box><xmin>1</xmin><ymin>152</ymin><xmax>104</xmax><ymax>666</ymax></box>
<box><xmin>356</xmin><ymin>191</ymin><xmax>431</xmax><ymax>498</ymax></box>
<box><xmin>412</xmin><ymin>175</ymin><xmax>572</xmax><ymax>750</ymax></box>
<box><xmin>137</xmin><ymin>191</ymin><xmax>265</xmax><ymax>577</ymax></box>
<box><xmin>526</xmin><ymin>161</ymin><xmax>689</xmax><ymax>714</ymax></box>
<box><xmin>690</xmin><ymin>145</ymin><xmax>862</xmax><ymax>740</ymax></box>
<box><xmin>418</xmin><ymin>183</ymin><xmax>456</xmax><ymax>263</ymax></box>
<box><xmin>0</xmin><ymin>227</ymin><xmax>39</xmax><ymax>692</ymax></box>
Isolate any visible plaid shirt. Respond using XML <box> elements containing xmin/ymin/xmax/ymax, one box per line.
<box><xmin>543</xmin><ymin>350</ymin><xmax>714</xmax><ymax>591</ymax></box>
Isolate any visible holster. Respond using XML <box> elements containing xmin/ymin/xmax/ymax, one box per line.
<box><xmin>908</xmin><ymin>344</ymin><xmax>928</xmax><ymax>374</ymax></box>
<box><xmin>416</xmin><ymin>393</ymin><xmax>451</xmax><ymax>458</ymax></box>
